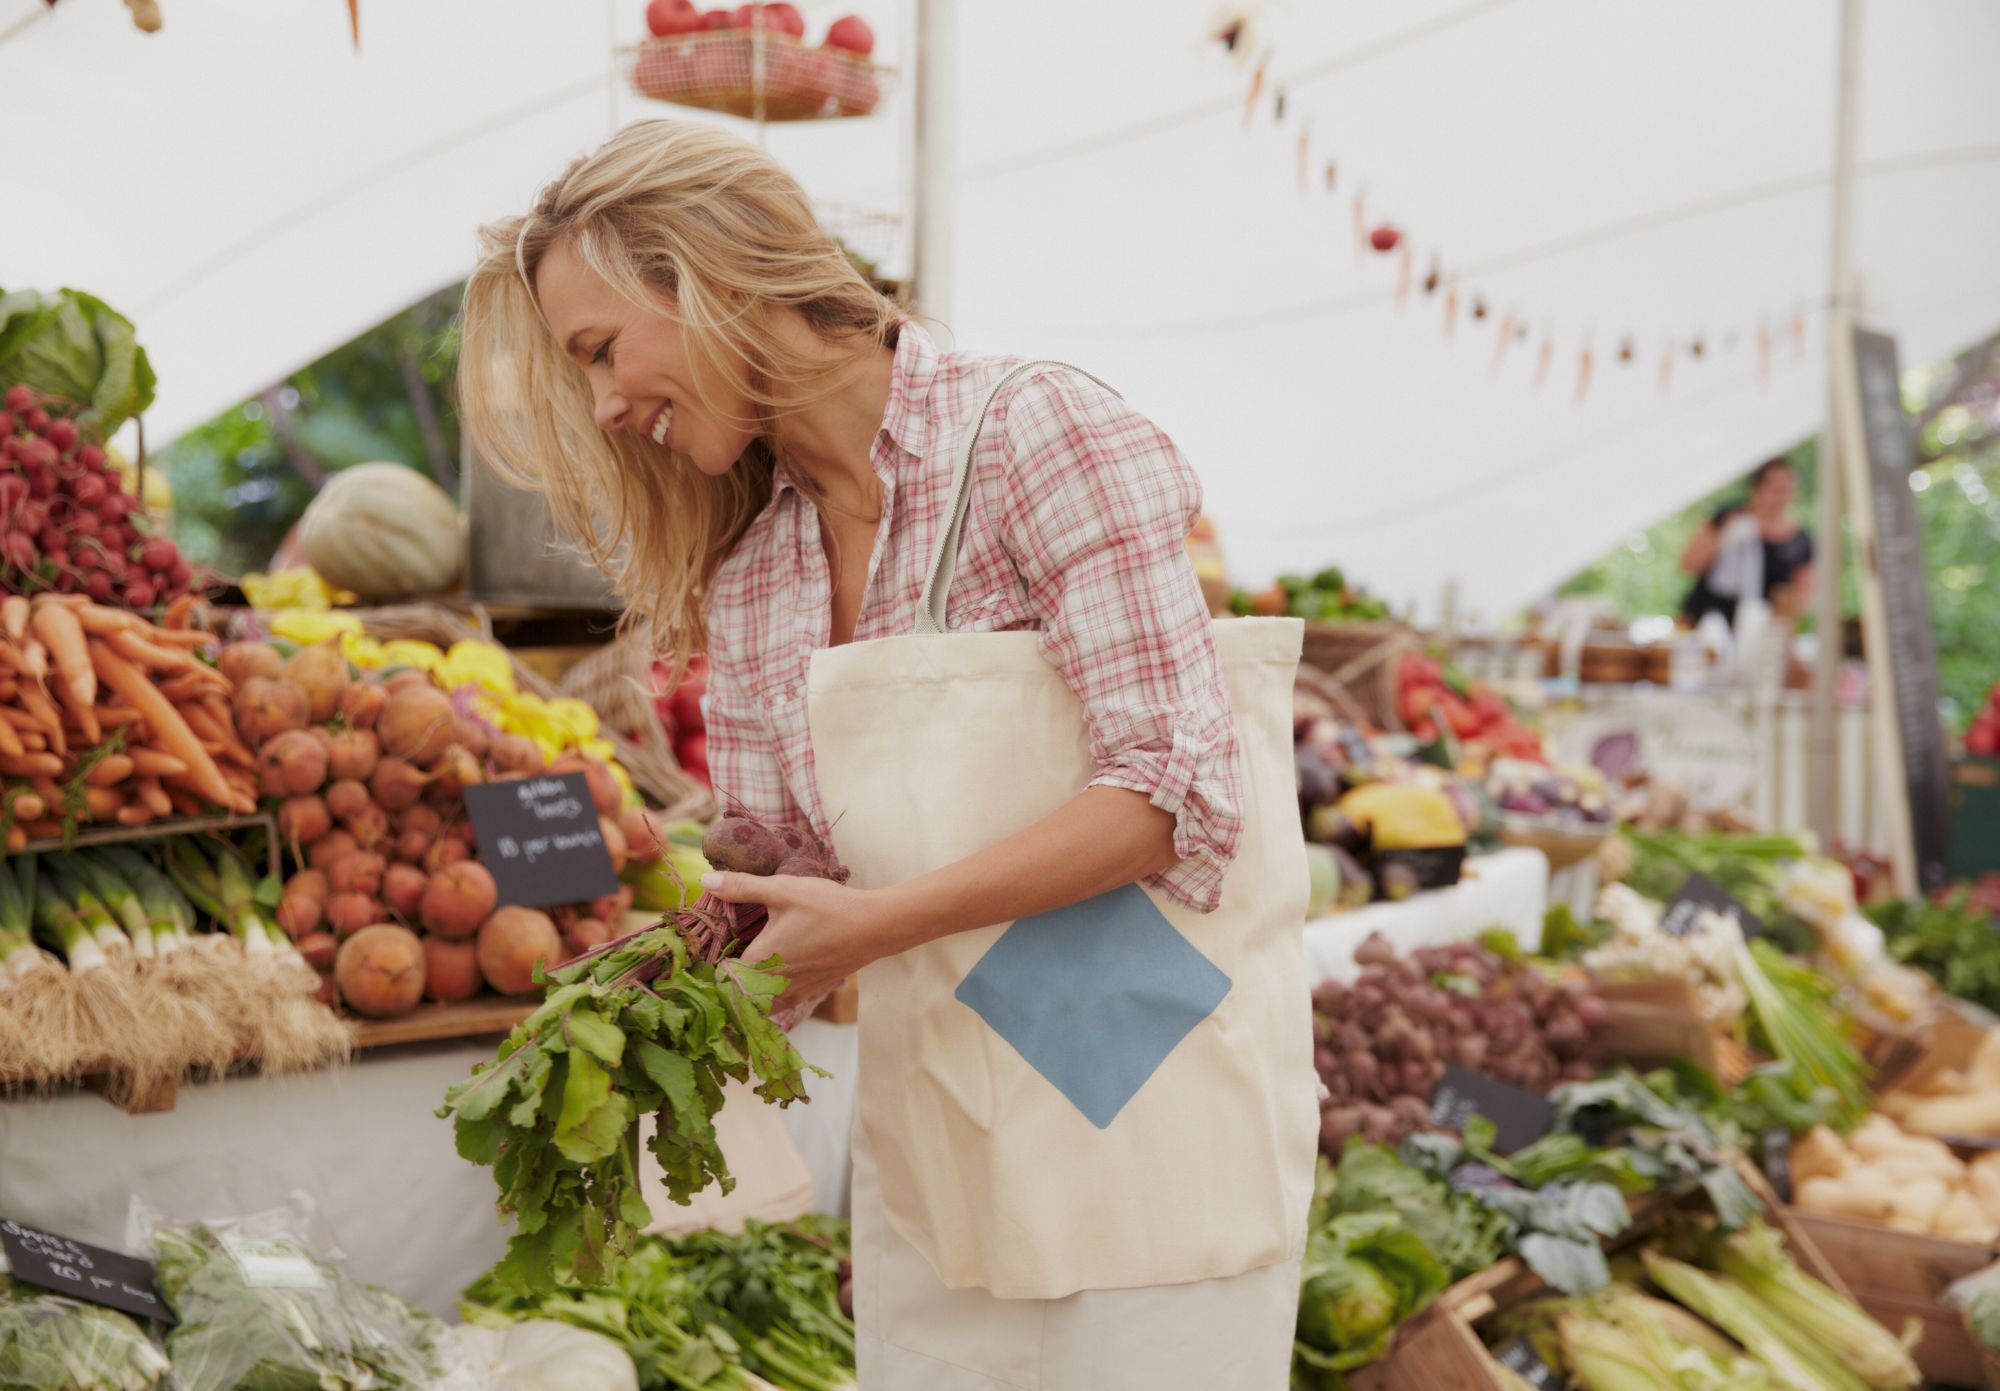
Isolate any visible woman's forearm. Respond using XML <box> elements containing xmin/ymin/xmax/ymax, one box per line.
<box><xmin>870</xmin><ymin>785</ymin><xmax>1178</xmax><ymax>959</ymax></box>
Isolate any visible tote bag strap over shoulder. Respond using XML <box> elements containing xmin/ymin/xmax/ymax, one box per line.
<box><xmin>913</xmin><ymin>360</ymin><xmax>1117</xmax><ymax>637</ymax></box>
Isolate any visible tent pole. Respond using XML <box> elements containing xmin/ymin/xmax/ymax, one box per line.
<box><xmin>911</xmin><ymin>0</ymin><xmax>956</xmax><ymax>325</ymax></box>
<box><xmin>1807</xmin><ymin>0</ymin><xmax>1862</xmax><ymax>850</ymax></box>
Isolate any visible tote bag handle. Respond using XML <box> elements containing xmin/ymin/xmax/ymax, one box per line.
<box><xmin>913</xmin><ymin>360</ymin><xmax>1116</xmax><ymax>636</ymax></box>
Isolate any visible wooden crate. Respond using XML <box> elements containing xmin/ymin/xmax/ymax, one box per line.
<box><xmin>1594</xmin><ymin>976</ymin><xmax>1722</xmax><ymax>1077</ymax></box>
<box><xmin>1350</xmin><ymin>1158</ymin><xmax>1845</xmax><ymax>1391</ymax></box>
<box><xmin>350</xmin><ymin>997</ymin><xmax>537</xmax><ymax>1050</ymax></box>
<box><xmin>1299</xmin><ymin>620</ymin><xmax>1417</xmax><ymax>731</ymax></box>
<box><xmin>1789</xmin><ymin>1210</ymin><xmax>1993</xmax><ymax>1389</ymax></box>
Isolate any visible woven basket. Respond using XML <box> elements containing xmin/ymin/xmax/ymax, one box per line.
<box><xmin>631</xmin><ymin>31</ymin><xmax>884</xmax><ymax>121</ymax></box>
<box><xmin>1298</xmin><ymin>620</ymin><xmax>1417</xmax><ymax>731</ymax></box>
<box><xmin>221</xmin><ymin>603</ymin><xmax>710</xmax><ymax>821</ymax></box>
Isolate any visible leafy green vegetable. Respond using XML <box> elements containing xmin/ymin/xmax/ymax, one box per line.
<box><xmin>440</xmin><ymin>925</ymin><xmax>820</xmax><ymax>1295</ymax></box>
<box><xmin>1538</xmin><ymin>903</ymin><xmax>1612</xmax><ymax>962</ymax></box>
<box><xmin>1294</xmin><ymin>1212</ymin><xmax>1450</xmax><ymax>1382</ymax></box>
<box><xmin>152</xmin><ymin>1225</ymin><xmax>444</xmax><ymax>1391</ymax></box>
<box><xmin>1967</xmin><ymin>1288</ymin><xmax>2000</xmax><ymax>1353</ymax></box>
<box><xmin>0</xmin><ymin>1272</ymin><xmax>171</xmax><ymax>1391</ymax></box>
<box><xmin>1621</xmin><ymin>828</ymin><xmax>1817</xmax><ymax>955</ymax></box>
<box><xmin>0</xmin><ymin>287</ymin><xmax>156</xmax><ymax>436</ymax></box>
<box><xmin>1324</xmin><ymin>1143</ymin><xmax>1509</xmax><ymax>1279</ymax></box>
<box><xmin>1871</xmin><ymin>890</ymin><xmax>2000</xmax><ymax>1014</ymax></box>
<box><xmin>464</xmin><ymin>1217</ymin><xmax>853</xmax><ymax>1391</ymax></box>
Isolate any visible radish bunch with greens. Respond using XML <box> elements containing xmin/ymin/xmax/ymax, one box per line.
<box><xmin>440</xmin><ymin>813</ymin><xmax>841</xmax><ymax>1291</ymax></box>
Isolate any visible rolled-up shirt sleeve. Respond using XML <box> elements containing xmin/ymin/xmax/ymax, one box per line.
<box><xmin>995</xmin><ymin>367</ymin><xmax>1243</xmax><ymax>911</ymax></box>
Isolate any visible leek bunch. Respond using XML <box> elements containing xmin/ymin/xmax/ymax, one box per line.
<box><xmin>1506</xmin><ymin>1220</ymin><xmax>1917</xmax><ymax>1391</ymax></box>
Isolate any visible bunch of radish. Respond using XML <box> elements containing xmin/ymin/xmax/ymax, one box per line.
<box><xmin>0</xmin><ymin>383</ymin><xmax>201</xmax><ymax>610</ymax></box>
<box><xmin>220</xmin><ymin>639</ymin><xmax>660</xmax><ymax>1019</ymax></box>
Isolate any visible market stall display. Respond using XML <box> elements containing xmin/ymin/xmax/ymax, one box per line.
<box><xmin>1</xmin><ymin>384</ymin><xmax>198</xmax><ymax>609</ymax></box>
<box><xmin>632</xmin><ymin>4</ymin><xmax>886</xmax><ymax>121</ymax></box>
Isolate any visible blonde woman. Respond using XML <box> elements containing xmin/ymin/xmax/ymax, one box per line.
<box><xmin>459</xmin><ymin>119</ymin><xmax>1314</xmax><ymax>1390</ymax></box>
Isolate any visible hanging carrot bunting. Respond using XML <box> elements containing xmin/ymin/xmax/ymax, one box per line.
<box><xmin>1576</xmin><ymin>343</ymin><xmax>1595</xmax><ymax>403</ymax></box>
<box><xmin>1690</xmin><ymin>336</ymin><xmax>1706</xmax><ymax>360</ymax></box>
<box><xmin>1396</xmin><ymin>243</ymin><xmax>1413</xmax><ymax>304</ymax></box>
<box><xmin>1444</xmin><ymin>286</ymin><xmax>1461</xmax><ymax>336</ymax></box>
<box><xmin>1243</xmin><ymin>59</ymin><xmax>1267</xmax><ymax>130</ymax></box>
<box><xmin>347</xmin><ymin>0</ymin><xmax>358</xmax><ymax>48</ymax></box>
<box><xmin>1618</xmin><ymin>336</ymin><xmax>1636</xmax><ymax>363</ymax></box>
<box><xmin>1533</xmin><ymin>333</ymin><xmax>1554</xmax><ymax>390</ymax></box>
<box><xmin>1659</xmin><ymin>343</ymin><xmax>1676</xmax><ymax>396</ymax></box>
<box><xmin>1792</xmin><ymin>312</ymin><xmax>1808</xmax><ymax>359</ymax></box>
<box><xmin>1758</xmin><ymin>323</ymin><xmax>1774</xmax><ymax>384</ymax></box>
<box><xmin>1323</xmin><ymin>161</ymin><xmax>1337</xmax><ymax>192</ymax></box>
<box><xmin>1491</xmin><ymin>311</ymin><xmax>1516</xmax><ymax>373</ymax></box>
<box><xmin>1296</xmin><ymin>124</ymin><xmax>1311</xmax><ymax>193</ymax></box>
<box><xmin>1422</xmin><ymin>258</ymin><xmax>1440</xmax><ymax>295</ymax></box>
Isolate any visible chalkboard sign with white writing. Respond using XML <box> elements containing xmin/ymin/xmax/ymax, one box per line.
<box><xmin>0</xmin><ymin>1218</ymin><xmax>172</xmax><ymax>1324</ymax></box>
<box><xmin>1660</xmin><ymin>872</ymin><xmax>1763</xmax><ymax>939</ymax></box>
<box><xmin>1854</xmin><ymin>327</ymin><xmax>1950</xmax><ymax>893</ymax></box>
<box><xmin>1495</xmin><ymin>1335</ymin><xmax>1566</xmax><ymax>1390</ymax></box>
<box><xmin>1428</xmin><ymin>1064</ymin><xmax>1555</xmax><ymax>1155</ymax></box>
<box><xmin>462</xmin><ymin>772</ymin><xmax>619</xmax><ymax>909</ymax></box>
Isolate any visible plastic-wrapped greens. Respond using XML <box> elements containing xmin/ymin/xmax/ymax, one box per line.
<box><xmin>0</xmin><ymin>1271</ymin><xmax>171</xmax><ymax>1391</ymax></box>
<box><xmin>149</xmin><ymin>1217</ymin><xmax>449</xmax><ymax>1391</ymax></box>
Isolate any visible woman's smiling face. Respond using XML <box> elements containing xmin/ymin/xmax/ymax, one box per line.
<box><xmin>534</xmin><ymin>235</ymin><xmax>756</xmax><ymax>476</ymax></box>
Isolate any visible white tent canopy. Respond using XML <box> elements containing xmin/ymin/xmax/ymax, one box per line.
<box><xmin>4</xmin><ymin>0</ymin><xmax>1997</xmax><ymax>617</ymax></box>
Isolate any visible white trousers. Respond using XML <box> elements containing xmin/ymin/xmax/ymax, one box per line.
<box><xmin>850</xmin><ymin>1117</ymin><xmax>1302</xmax><ymax>1391</ymax></box>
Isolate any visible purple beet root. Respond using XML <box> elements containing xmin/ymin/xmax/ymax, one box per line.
<box><xmin>702</xmin><ymin>816</ymin><xmax>787</xmax><ymax>876</ymax></box>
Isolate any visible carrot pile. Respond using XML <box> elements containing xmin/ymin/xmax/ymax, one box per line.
<box><xmin>1</xmin><ymin>592</ymin><xmax>256</xmax><ymax>850</ymax></box>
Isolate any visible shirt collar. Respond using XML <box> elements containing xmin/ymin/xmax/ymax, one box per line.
<box><xmin>769</xmin><ymin>320</ymin><xmax>932</xmax><ymax>500</ymax></box>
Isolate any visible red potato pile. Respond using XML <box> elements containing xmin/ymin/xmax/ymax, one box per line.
<box><xmin>226</xmin><ymin>642</ymin><xmax>643</xmax><ymax>1019</ymax></box>
<box><xmin>0</xmin><ymin>383</ymin><xmax>200</xmax><ymax>608</ymax></box>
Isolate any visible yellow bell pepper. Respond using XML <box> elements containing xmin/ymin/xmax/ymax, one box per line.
<box><xmin>377</xmin><ymin>640</ymin><xmax>446</xmax><ymax>673</ymax></box>
<box><xmin>270</xmin><ymin>609</ymin><xmax>364</xmax><ymax>646</ymax></box>
<box><xmin>438</xmin><ymin>640</ymin><xmax>517</xmax><ymax>697</ymax></box>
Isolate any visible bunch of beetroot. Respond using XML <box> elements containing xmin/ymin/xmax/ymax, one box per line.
<box><xmin>219</xmin><ymin>637</ymin><xmax>659</xmax><ymax>1019</ymax></box>
<box><xmin>1311</xmin><ymin>933</ymin><xmax>1607</xmax><ymax>1158</ymax></box>
<box><xmin>676</xmin><ymin>810</ymin><xmax>850</xmax><ymax>960</ymax></box>
<box><xmin>0</xmin><ymin>382</ymin><xmax>200</xmax><ymax>609</ymax></box>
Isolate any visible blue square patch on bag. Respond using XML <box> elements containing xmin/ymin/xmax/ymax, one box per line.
<box><xmin>953</xmin><ymin>883</ymin><xmax>1231</xmax><ymax>1129</ymax></box>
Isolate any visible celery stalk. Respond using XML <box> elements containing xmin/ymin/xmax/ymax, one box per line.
<box><xmin>1640</xmin><ymin>1251</ymin><xmax>1865</xmax><ymax>1391</ymax></box>
<box><xmin>1710</xmin><ymin>1225</ymin><xmax>1918</xmax><ymax>1391</ymax></box>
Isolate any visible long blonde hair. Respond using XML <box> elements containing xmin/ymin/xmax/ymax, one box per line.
<box><xmin>457</xmin><ymin>118</ymin><xmax>903</xmax><ymax>661</ymax></box>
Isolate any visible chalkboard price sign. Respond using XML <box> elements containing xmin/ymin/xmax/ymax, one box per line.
<box><xmin>462</xmin><ymin>772</ymin><xmax>619</xmax><ymax>909</ymax></box>
<box><xmin>1495</xmin><ymin>1335</ymin><xmax>1566</xmax><ymax>1390</ymax></box>
<box><xmin>1853</xmin><ymin>327</ymin><xmax>1950</xmax><ymax>894</ymax></box>
<box><xmin>0</xmin><ymin>1218</ymin><xmax>173</xmax><ymax>1324</ymax></box>
<box><xmin>1428</xmin><ymin>1064</ymin><xmax>1555</xmax><ymax>1155</ymax></box>
<box><xmin>1661</xmin><ymin>872</ymin><xmax>1763</xmax><ymax>939</ymax></box>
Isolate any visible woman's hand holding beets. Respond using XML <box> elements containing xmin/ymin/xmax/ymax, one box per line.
<box><xmin>702</xmin><ymin>870</ymin><xmax>889</xmax><ymax>1016</ymax></box>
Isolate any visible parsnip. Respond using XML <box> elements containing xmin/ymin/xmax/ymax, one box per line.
<box><xmin>1971</xmin><ymin>1028</ymin><xmax>2000</xmax><ymax>1091</ymax></box>
<box><xmin>1790</xmin><ymin>1125</ymin><xmax>1852</xmax><ymax>1185</ymax></box>
<box><xmin>1933</xmin><ymin>1189</ymin><xmax>1999</xmax><ymax>1244</ymax></box>
<box><xmin>1901</xmin><ymin>1092</ymin><xmax>2000</xmax><ymax>1138</ymax></box>
<box><xmin>1969</xmin><ymin>1155</ymin><xmax>2000</xmax><ymax>1227</ymax></box>
<box><xmin>1796</xmin><ymin>1173</ymin><xmax>1903</xmax><ymax>1224</ymax></box>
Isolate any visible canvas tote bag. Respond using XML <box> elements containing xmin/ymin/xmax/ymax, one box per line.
<box><xmin>806</xmin><ymin>361</ymin><xmax>1316</xmax><ymax>1301</ymax></box>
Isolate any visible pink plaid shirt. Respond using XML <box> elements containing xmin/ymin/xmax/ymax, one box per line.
<box><xmin>703</xmin><ymin>325</ymin><xmax>1242</xmax><ymax>911</ymax></box>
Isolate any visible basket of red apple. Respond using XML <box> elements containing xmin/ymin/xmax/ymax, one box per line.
<box><xmin>633</xmin><ymin>2</ymin><xmax>884</xmax><ymax>121</ymax></box>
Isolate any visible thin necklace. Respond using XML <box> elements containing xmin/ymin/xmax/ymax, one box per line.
<box><xmin>786</xmin><ymin>453</ymin><xmax>883</xmax><ymax>524</ymax></box>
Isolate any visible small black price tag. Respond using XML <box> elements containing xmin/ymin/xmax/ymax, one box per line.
<box><xmin>1429</xmin><ymin>1064</ymin><xmax>1555</xmax><ymax>1155</ymax></box>
<box><xmin>0</xmin><ymin>1218</ymin><xmax>173</xmax><ymax>1324</ymax></box>
<box><xmin>462</xmin><ymin>772</ymin><xmax>619</xmax><ymax>910</ymax></box>
<box><xmin>1763</xmin><ymin>1127</ymin><xmax>1793</xmax><ymax>1203</ymax></box>
<box><xmin>1661</xmin><ymin>872</ymin><xmax>1764</xmax><ymax>939</ymax></box>
<box><xmin>1494</xmin><ymin>1334</ymin><xmax>1565</xmax><ymax>1390</ymax></box>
